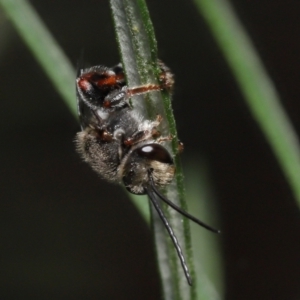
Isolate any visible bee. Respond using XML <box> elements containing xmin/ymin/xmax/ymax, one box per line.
<box><xmin>75</xmin><ymin>62</ymin><xmax>219</xmax><ymax>285</ymax></box>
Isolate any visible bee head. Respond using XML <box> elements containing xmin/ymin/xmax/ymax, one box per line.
<box><xmin>122</xmin><ymin>144</ymin><xmax>175</xmax><ymax>195</ymax></box>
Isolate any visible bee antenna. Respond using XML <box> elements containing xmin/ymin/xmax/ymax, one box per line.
<box><xmin>145</xmin><ymin>186</ymin><xmax>192</xmax><ymax>286</ymax></box>
<box><xmin>149</xmin><ymin>176</ymin><xmax>220</xmax><ymax>234</ymax></box>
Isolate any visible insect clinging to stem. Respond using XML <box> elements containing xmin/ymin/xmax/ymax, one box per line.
<box><xmin>75</xmin><ymin>61</ymin><xmax>220</xmax><ymax>285</ymax></box>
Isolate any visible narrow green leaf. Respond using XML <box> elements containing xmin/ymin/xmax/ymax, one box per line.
<box><xmin>194</xmin><ymin>0</ymin><xmax>300</xmax><ymax>207</ymax></box>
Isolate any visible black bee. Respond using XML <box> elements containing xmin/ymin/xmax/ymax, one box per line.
<box><xmin>75</xmin><ymin>62</ymin><xmax>219</xmax><ymax>285</ymax></box>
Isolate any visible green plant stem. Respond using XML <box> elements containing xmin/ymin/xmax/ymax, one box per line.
<box><xmin>194</xmin><ymin>0</ymin><xmax>300</xmax><ymax>205</ymax></box>
<box><xmin>110</xmin><ymin>0</ymin><xmax>195</xmax><ymax>298</ymax></box>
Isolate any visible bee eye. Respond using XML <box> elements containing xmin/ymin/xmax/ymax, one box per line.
<box><xmin>137</xmin><ymin>144</ymin><xmax>173</xmax><ymax>164</ymax></box>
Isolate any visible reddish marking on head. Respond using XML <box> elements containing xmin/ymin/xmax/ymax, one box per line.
<box><xmin>77</xmin><ymin>78</ymin><xmax>91</xmax><ymax>91</ymax></box>
<box><xmin>96</xmin><ymin>72</ymin><xmax>124</xmax><ymax>87</ymax></box>
<box><xmin>78</xmin><ymin>71</ymin><xmax>119</xmax><ymax>90</ymax></box>
<box><xmin>96</xmin><ymin>74</ymin><xmax>117</xmax><ymax>87</ymax></box>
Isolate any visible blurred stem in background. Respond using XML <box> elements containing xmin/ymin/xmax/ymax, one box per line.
<box><xmin>194</xmin><ymin>0</ymin><xmax>300</xmax><ymax>205</ymax></box>
<box><xmin>185</xmin><ymin>158</ymin><xmax>223</xmax><ymax>300</ymax></box>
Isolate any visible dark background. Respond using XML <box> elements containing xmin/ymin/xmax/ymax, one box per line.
<box><xmin>1</xmin><ymin>0</ymin><xmax>300</xmax><ymax>299</ymax></box>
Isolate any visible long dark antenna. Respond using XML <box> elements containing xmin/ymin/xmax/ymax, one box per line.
<box><xmin>149</xmin><ymin>177</ymin><xmax>220</xmax><ymax>234</ymax></box>
<box><xmin>146</xmin><ymin>187</ymin><xmax>192</xmax><ymax>286</ymax></box>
